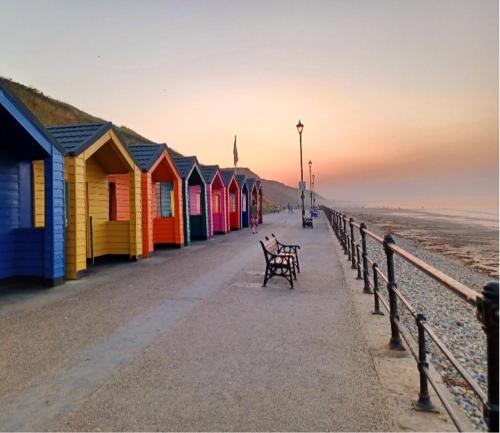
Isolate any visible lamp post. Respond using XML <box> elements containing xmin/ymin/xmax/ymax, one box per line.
<box><xmin>296</xmin><ymin>120</ymin><xmax>305</xmax><ymax>225</ymax></box>
<box><xmin>308</xmin><ymin>160</ymin><xmax>313</xmax><ymax>209</ymax></box>
<box><xmin>312</xmin><ymin>174</ymin><xmax>316</xmax><ymax>207</ymax></box>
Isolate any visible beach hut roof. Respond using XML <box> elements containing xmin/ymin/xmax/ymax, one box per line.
<box><xmin>47</xmin><ymin>122</ymin><xmax>121</xmax><ymax>155</ymax></box>
<box><xmin>128</xmin><ymin>143</ymin><xmax>168</xmax><ymax>171</ymax></box>
<box><xmin>235</xmin><ymin>174</ymin><xmax>247</xmax><ymax>188</ymax></box>
<box><xmin>200</xmin><ymin>165</ymin><xmax>220</xmax><ymax>184</ymax></box>
<box><xmin>246</xmin><ymin>177</ymin><xmax>257</xmax><ymax>190</ymax></box>
<box><xmin>171</xmin><ymin>155</ymin><xmax>203</xmax><ymax>180</ymax></box>
<box><xmin>0</xmin><ymin>84</ymin><xmax>65</xmax><ymax>157</ymax></box>
<box><xmin>219</xmin><ymin>169</ymin><xmax>236</xmax><ymax>187</ymax></box>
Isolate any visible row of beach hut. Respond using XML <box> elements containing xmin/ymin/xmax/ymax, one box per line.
<box><xmin>0</xmin><ymin>85</ymin><xmax>263</xmax><ymax>285</ymax></box>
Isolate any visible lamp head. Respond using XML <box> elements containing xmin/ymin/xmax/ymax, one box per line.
<box><xmin>296</xmin><ymin>120</ymin><xmax>304</xmax><ymax>134</ymax></box>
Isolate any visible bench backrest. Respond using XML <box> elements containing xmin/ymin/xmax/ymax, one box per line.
<box><xmin>263</xmin><ymin>237</ymin><xmax>278</xmax><ymax>253</ymax></box>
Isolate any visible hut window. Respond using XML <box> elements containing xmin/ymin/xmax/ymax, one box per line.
<box><xmin>189</xmin><ymin>185</ymin><xmax>201</xmax><ymax>216</ymax></box>
<box><xmin>213</xmin><ymin>191</ymin><xmax>221</xmax><ymax>214</ymax></box>
<box><xmin>230</xmin><ymin>192</ymin><xmax>236</xmax><ymax>212</ymax></box>
<box><xmin>32</xmin><ymin>160</ymin><xmax>45</xmax><ymax>228</ymax></box>
<box><xmin>157</xmin><ymin>182</ymin><xmax>174</xmax><ymax>217</ymax></box>
<box><xmin>242</xmin><ymin>193</ymin><xmax>247</xmax><ymax>212</ymax></box>
<box><xmin>109</xmin><ymin>182</ymin><xmax>117</xmax><ymax>221</ymax></box>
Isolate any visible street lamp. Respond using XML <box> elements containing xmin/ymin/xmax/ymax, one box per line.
<box><xmin>312</xmin><ymin>174</ymin><xmax>316</xmax><ymax>207</ymax></box>
<box><xmin>308</xmin><ymin>160</ymin><xmax>313</xmax><ymax>209</ymax></box>
<box><xmin>296</xmin><ymin>120</ymin><xmax>305</xmax><ymax>225</ymax></box>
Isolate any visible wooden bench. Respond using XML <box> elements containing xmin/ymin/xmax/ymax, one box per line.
<box><xmin>266</xmin><ymin>234</ymin><xmax>301</xmax><ymax>273</ymax></box>
<box><xmin>303</xmin><ymin>217</ymin><xmax>313</xmax><ymax>228</ymax></box>
<box><xmin>259</xmin><ymin>238</ymin><xmax>297</xmax><ymax>289</ymax></box>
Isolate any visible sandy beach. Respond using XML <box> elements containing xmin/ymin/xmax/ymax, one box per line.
<box><xmin>340</xmin><ymin>207</ymin><xmax>499</xmax><ymax>279</ymax></box>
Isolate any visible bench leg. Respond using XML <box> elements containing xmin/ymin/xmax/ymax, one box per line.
<box><xmin>263</xmin><ymin>266</ymin><xmax>271</xmax><ymax>287</ymax></box>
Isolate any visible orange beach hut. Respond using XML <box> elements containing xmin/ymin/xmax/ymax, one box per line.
<box><xmin>220</xmin><ymin>169</ymin><xmax>241</xmax><ymax>230</ymax></box>
<box><xmin>113</xmin><ymin>143</ymin><xmax>184</xmax><ymax>257</ymax></box>
<box><xmin>47</xmin><ymin>123</ymin><xmax>142</xmax><ymax>279</ymax></box>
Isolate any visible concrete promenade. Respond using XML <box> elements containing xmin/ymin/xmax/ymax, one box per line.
<box><xmin>0</xmin><ymin>213</ymin><xmax>393</xmax><ymax>431</ymax></box>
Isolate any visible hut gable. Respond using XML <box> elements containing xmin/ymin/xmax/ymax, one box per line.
<box><xmin>48</xmin><ymin>123</ymin><xmax>110</xmax><ymax>155</ymax></box>
<box><xmin>171</xmin><ymin>155</ymin><xmax>200</xmax><ymax>180</ymax></box>
<box><xmin>220</xmin><ymin>169</ymin><xmax>236</xmax><ymax>187</ymax></box>
<box><xmin>200</xmin><ymin>165</ymin><xmax>219</xmax><ymax>184</ymax></box>
<box><xmin>128</xmin><ymin>143</ymin><xmax>167</xmax><ymax>172</ymax></box>
<box><xmin>235</xmin><ymin>174</ymin><xmax>247</xmax><ymax>189</ymax></box>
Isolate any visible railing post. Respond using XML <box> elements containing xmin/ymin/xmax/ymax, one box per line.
<box><xmin>478</xmin><ymin>281</ymin><xmax>499</xmax><ymax>432</ymax></box>
<box><xmin>360</xmin><ymin>223</ymin><xmax>372</xmax><ymax>293</ymax></box>
<box><xmin>342</xmin><ymin>215</ymin><xmax>348</xmax><ymax>255</ymax></box>
<box><xmin>356</xmin><ymin>245</ymin><xmax>362</xmax><ymax>279</ymax></box>
<box><xmin>349</xmin><ymin>218</ymin><xmax>356</xmax><ymax>269</ymax></box>
<box><xmin>414</xmin><ymin>313</ymin><xmax>436</xmax><ymax>411</ymax></box>
<box><xmin>371</xmin><ymin>263</ymin><xmax>383</xmax><ymax>315</ymax></box>
<box><xmin>383</xmin><ymin>234</ymin><xmax>404</xmax><ymax>350</ymax></box>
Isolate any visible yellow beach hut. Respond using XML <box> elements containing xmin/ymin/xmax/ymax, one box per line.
<box><xmin>47</xmin><ymin>123</ymin><xmax>142</xmax><ymax>279</ymax></box>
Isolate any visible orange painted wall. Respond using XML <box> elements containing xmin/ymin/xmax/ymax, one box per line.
<box><xmin>110</xmin><ymin>173</ymin><xmax>130</xmax><ymax>220</ymax></box>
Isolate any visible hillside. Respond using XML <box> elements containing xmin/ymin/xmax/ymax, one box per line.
<box><xmin>0</xmin><ymin>77</ymin><xmax>152</xmax><ymax>145</ymax></box>
<box><xmin>1</xmin><ymin>77</ymin><xmax>327</xmax><ymax>211</ymax></box>
<box><xmin>223</xmin><ymin>167</ymin><xmax>330</xmax><ymax>211</ymax></box>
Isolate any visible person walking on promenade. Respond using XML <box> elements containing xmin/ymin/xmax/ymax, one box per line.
<box><xmin>250</xmin><ymin>199</ymin><xmax>259</xmax><ymax>234</ymax></box>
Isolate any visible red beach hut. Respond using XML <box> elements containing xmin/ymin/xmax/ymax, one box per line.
<box><xmin>220</xmin><ymin>169</ymin><xmax>241</xmax><ymax>230</ymax></box>
<box><xmin>200</xmin><ymin>165</ymin><xmax>228</xmax><ymax>236</ymax></box>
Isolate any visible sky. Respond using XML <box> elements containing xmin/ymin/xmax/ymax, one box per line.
<box><xmin>1</xmin><ymin>0</ymin><xmax>498</xmax><ymax>211</ymax></box>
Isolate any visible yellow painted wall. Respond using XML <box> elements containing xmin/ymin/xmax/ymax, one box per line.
<box><xmin>65</xmin><ymin>155</ymin><xmax>86</xmax><ymax>279</ymax></box>
<box><xmin>32</xmin><ymin>160</ymin><xmax>45</xmax><ymax>227</ymax></box>
<box><xmin>128</xmin><ymin>166</ymin><xmax>142</xmax><ymax>257</ymax></box>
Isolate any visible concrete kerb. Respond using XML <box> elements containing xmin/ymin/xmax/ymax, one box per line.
<box><xmin>324</xmin><ymin>213</ymin><xmax>474</xmax><ymax>432</ymax></box>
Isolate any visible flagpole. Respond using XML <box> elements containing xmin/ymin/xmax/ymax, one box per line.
<box><xmin>233</xmin><ymin>134</ymin><xmax>237</xmax><ymax>176</ymax></box>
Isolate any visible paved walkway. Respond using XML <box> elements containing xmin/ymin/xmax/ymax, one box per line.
<box><xmin>0</xmin><ymin>213</ymin><xmax>391</xmax><ymax>431</ymax></box>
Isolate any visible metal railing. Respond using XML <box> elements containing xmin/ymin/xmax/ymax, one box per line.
<box><xmin>321</xmin><ymin>206</ymin><xmax>498</xmax><ymax>432</ymax></box>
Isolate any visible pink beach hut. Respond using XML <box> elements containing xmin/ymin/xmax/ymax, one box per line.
<box><xmin>200</xmin><ymin>165</ymin><xmax>228</xmax><ymax>236</ymax></box>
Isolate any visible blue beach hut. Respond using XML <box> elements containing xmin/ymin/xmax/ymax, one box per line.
<box><xmin>235</xmin><ymin>174</ymin><xmax>249</xmax><ymax>227</ymax></box>
<box><xmin>0</xmin><ymin>85</ymin><xmax>65</xmax><ymax>285</ymax></box>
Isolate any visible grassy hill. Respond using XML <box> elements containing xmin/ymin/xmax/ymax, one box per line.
<box><xmin>0</xmin><ymin>77</ymin><xmax>154</xmax><ymax>145</ymax></box>
<box><xmin>1</xmin><ymin>76</ymin><xmax>328</xmax><ymax>211</ymax></box>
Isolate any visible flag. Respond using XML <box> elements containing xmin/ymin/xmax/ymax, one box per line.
<box><xmin>233</xmin><ymin>135</ymin><xmax>238</xmax><ymax>167</ymax></box>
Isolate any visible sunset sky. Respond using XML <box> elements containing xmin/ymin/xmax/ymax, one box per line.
<box><xmin>1</xmin><ymin>0</ymin><xmax>498</xmax><ymax>210</ymax></box>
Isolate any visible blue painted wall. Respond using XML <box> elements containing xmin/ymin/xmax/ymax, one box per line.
<box><xmin>0</xmin><ymin>147</ymin><xmax>65</xmax><ymax>282</ymax></box>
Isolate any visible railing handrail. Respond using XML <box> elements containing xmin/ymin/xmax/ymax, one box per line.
<box><xmin>322</xmin><ymin>205</ymin><xmax>499</xmax><ymax>432</ymax></box>
<box><xmin>351</xmin><ymin>215</ymin><xmax>481</xmax><ymax>305</ymax></box>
